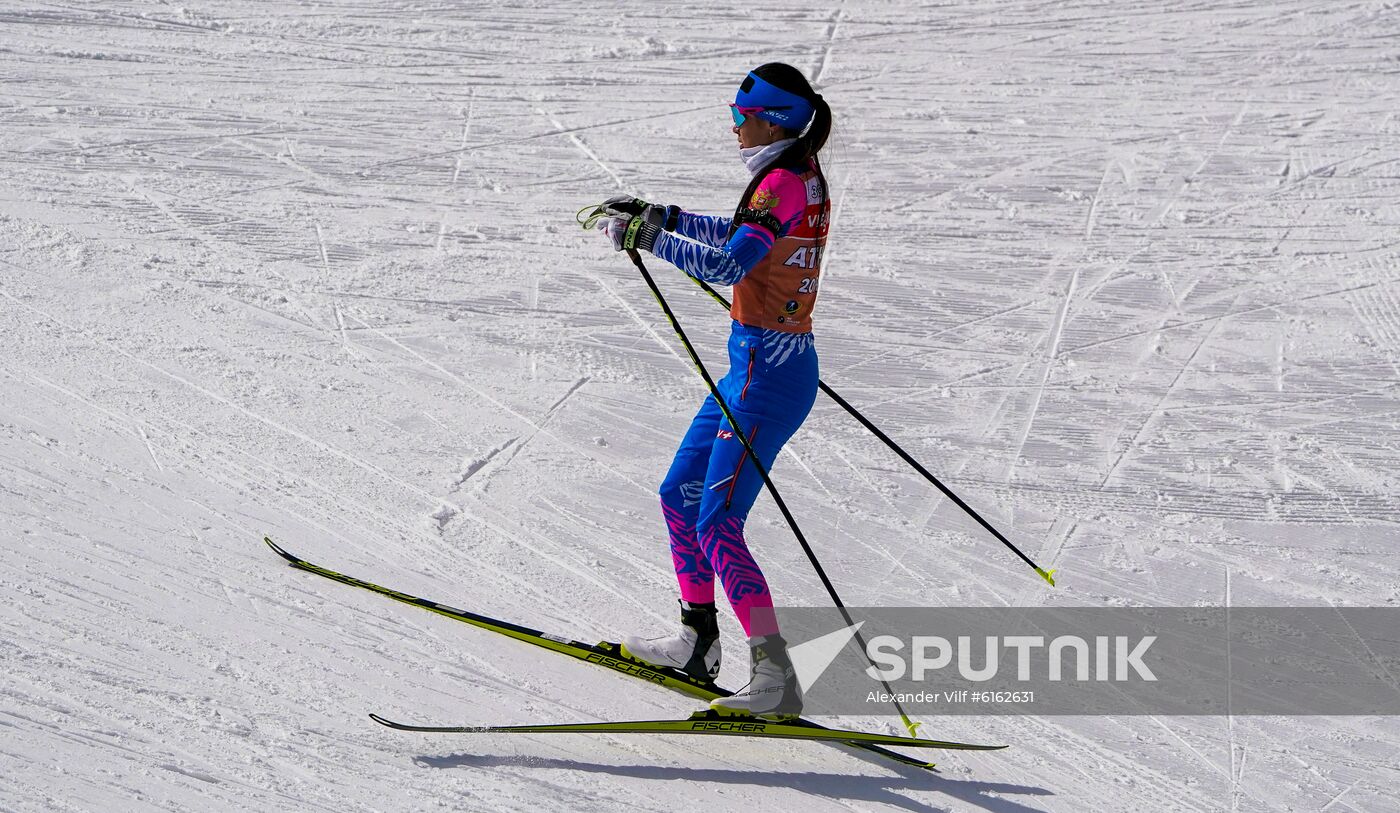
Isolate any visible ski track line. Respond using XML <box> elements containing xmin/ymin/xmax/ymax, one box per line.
<box><xmin>778</xmin><ymin>440</ymin><xmax>840</xmax><ymax>504</ymax></box>
<box><xmin>454</xmin><ymin>377</ymin><xmax>588</xmax><ymax>500</ymax></box>
<box><xmin>782</xmin><ymin>486</ymin><xmax>932</xmax><ymax>595</ymax></box>
<box><xmin>1068</xmin><ymin>717</ymin><xmax>1248</xmax><ymax>811</ymax></box>
<box><xmin>1271</xmin><ymin>459</ymin><xmax>1361</xmax><ymax>525</ymax></box>
<box><xmin>1319</xmin><ymin>780</ymin><xmax>1360</xmax><ymax>813</ymax></box>
<box><xmin>128</xmin><ymin>183</ymin><xmax>234</xmax><ymax>261</ymax></box>
<box><xmin>436</xmin><ymin>93</ymin><xmax>474</xmax><ymax>253</ymax></box>
<box><xmin>227</xmin><ymin>135</ymin><xmax>328</xmax><ymax>183</ymax></box>
<box><xmin>0</xmin><ymin>285</ymin><xmax>454</xmax><ymax>511</ymax></box>
<box><xmin>1324</xmin><ymin>598</ymin><xmax>1400</xmax><ymax>698</ymax></box>
<box><xmin>871</xmin><ymin>210</ymin><xmax>1100</xmax><ymax>405</ymax></box>
<box><xmin>11</xmin><ymin>360</ymin><xmax>492</xmax><ymax>597</ymax></box>
<box><xmin>789</xmin><ymin>417</ymin><xmax>986</xmax><ymax>591</ymax></box>
<box><xmin>883</xmin><ymin>145</ymin><xmax>1099</xmax><ymax>215</ymax></box>
<box><xmin>532</xmin><ymin>493</ymin><xmax>679</xmax><ymax>594</ymax></box>
<box><xmin>312</xmin><ymin>223</ymin><xmax>359</xmax><ymax>358</ymax></box>
<box><xmin>124</xmin><ymin>184</ymin><xmax>333</xmax><ymax>335</ymax></box>
<box><xmin>1061</xmin><ymin>272</ymin><xmax>1400</xmax><ymax>358</ymax></box>
<box><xmin>1253</xmin><ymin>379</ymin><xmax>1400</xmax><ymax>423</ymax></box>
<box><xmin>1006</xmin><ymin>267</ymin><xmax>1079</xmax><ymax>485</ymax></box>
<box><xmin>454</xmin><ymin>486</ymin><xmax>665</xmax><ymax>623</ymax></box>
<box><xmin>453</xmin><ymin>436</ymin><xmax>520</xmax><ymax>491</ymax></box>
<box><xmin>34</xmin><ymin>124</ymin><xmax>324</xmax><ymax>159</ymax></box>
<box><xmin>0</xmin><ymin>285</ymin><xmax>558</xmax><ymax>603</ymax></box>
<box><xmin>28</xmin><ymin>1</ymin><xmax>488</xmax><ymax>74</ymax></box>
<box><xmin>877</xmin><ymin>353</ymin><xmax>1044</xmax><ymax>602</ymax></box>
<box><xmin>922</xmin><ymin>298</ymin><xmax>1043</xmax><ymax>344</ymax></box>
<box><xmin>139</xmin><ymin>425</ymin><xmax>163</xmax><ymax>471</ymax></box>
<box><xmin>359</xmin><ymin>102</ymin><xmax>716</xmax><ymax>173</ymax></box>
<box><xmin>1145</xmin><ymin>100</ymin><xmax>1249</xmax><ymax>230</ymax></box>
<box><xmin>537</xmin><ymin>106</ymin><xmax>626</xmax><ymax>189</ymax></box>
<box><xmin>2</xmin><ymin>631</ymin><xmax>348</xmax><ymax>813</ymax></box>
<box><xmin>592</xmin><ymin>275</ymin><xmax>691</xmax><ymax>368</ymax></box>
<box><xmin>811</xmin><ymin>5</ymin><xmax>845</xmax><ymax>85</ymax></box>
<box><xmin>811</xmin><ymin>434</ymin><xmax>901</xmax><ymax>515</ymax></box>
<box><xmin>951</xmin><ymin>156</ymin><xmax>1395</xmax><ymax>371</ymax></box>
<box><xmin>1346</xmin><ymin>285</ymin><xmax>1400</xmax><ymax>382</ymax></box>
<box><xmin>1199</xmin><ymin>145</ymin><xmax>1383</xmax><ymax>228</ymax></box>
<box><xmin>1098</xmin><ymin>295</ymin><xmax>1236</xmax><ymax>489</ymax></box>
<box><xmin>14</xmin><ymin>368</ymin><xmax>163</xmax><ymax>475</ymax></box>
<box><xmin>342</xmin><ymin>307</ymin><xmax>653</xmax><ymax>496</ymax></box>
<box><xmin>1082</xmin><ymin>156</ymin><xmax>1113</xmax><ymax>241</ymax></box>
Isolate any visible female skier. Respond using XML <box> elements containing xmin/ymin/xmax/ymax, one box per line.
<box><xmin>593</xmin><ymin>63</ymin><xmax>831</xmax><ymax>719</ymax></box>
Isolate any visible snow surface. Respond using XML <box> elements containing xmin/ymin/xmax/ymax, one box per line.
<box><xmin>3</xmin><ymin>2</ymin><xmax>1399</xmax><ymax>811</ymax></box>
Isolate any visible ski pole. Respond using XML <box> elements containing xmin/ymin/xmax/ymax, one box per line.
<box><xmin>679</xmin><ymin>275</ymin><xmax>1056</xmax><ymax>587</ymax></box>
<box><xmin>622</xmin><ymin>248</ymin><xmax>927</xmax><ymax>738</ymax></box>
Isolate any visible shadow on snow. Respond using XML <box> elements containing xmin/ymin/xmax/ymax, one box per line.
<box><xmin>414</xmin><ymin>752</ymin><xmax>1055</xmax><ymax>813</ymax></box>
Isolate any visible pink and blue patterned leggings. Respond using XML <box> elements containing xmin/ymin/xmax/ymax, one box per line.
<box><xmin>658</xmin><ymin>325</ymin><xmax>817</xmax><ymax>638</ymax></box>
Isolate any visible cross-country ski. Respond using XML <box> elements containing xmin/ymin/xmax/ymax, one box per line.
<box><xmin>265</xmin><ymin>536</ymin><xmax>998</xmax><ymax>770</ymax></box>
<box><xmin>367</xmin><ymin>710</ymin><xmax>1005</xmax><ymax>753</ymax></box>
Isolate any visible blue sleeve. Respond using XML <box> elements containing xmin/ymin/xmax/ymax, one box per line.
<box><xmin>650</xmin><ymin>224</ymin><xmax>777</xmax><ymax>286</ymax></box>
<box><xmin>673</xmin><ymin>211</ymin><xmax>732</xmax><ymax>248</ymax></box>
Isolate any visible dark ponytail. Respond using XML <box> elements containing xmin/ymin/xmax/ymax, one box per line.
<box><xmin>729</xmin><ymin>63</ymin><xmax>832</xmax><ymax>236</ymax></box>
<box><xmin>753</xmin><ymin>63</ymin><xmax>831</xmax><ymax>166</ymax></box>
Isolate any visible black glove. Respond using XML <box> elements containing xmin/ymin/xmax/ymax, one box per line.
<box><xmin>599</xmin><ymin>194</ymin><xmax>679</xmax><ymax>232</ymax></box>
<box><xmin>596</xmin><ymin>212</ymin><xmax>661</xmax><ymax>252</ymax></box>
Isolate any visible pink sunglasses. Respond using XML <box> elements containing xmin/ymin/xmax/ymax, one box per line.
<box><xmin>730</xmin><ymin>103</ymin><xmax>791</xmax><ymax>126</ymax></box>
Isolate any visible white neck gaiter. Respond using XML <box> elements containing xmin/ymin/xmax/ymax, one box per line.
<box><xmin>739</xmin><ymin>138</ymin><xmax>798</xmax><ymax>176</ymax></box>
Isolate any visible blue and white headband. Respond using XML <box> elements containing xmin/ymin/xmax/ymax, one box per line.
<box><xmin>733</xmin><ymin>72</ymin><xmax>815</xmax><ymax>131</ymax></box>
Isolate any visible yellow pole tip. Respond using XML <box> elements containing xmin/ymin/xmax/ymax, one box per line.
<box><xmin>1037</xmin><ymin>567</ymin><xmax>1057</xmax><ymax>587</ymax></box>
<box><xmin>905</xmin><ymin>720</ymin><xmax>922</xmax><ymax>738</ymax></box>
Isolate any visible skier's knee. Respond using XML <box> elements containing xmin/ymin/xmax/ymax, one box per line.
<box><xmin>659</xmin><ymin>476</ymin><xmax>704</xmax><ymax>512</ymax></box>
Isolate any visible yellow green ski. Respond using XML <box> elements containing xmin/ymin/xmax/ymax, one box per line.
<box><xmin>370</xmin><ymin>708</ymin><xmax>1007</xmax><ymax>752</ymax></box>
<box><xmin>265</xmin><ymin>536</ymin><xmax>1005</xmax><ymax>770</ymax></box>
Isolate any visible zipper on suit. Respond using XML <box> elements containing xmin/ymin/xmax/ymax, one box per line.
<box><xmin>740</xmin><ymin>346</ymin><xmax>756</xmax><ymax>401</ymax></box>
